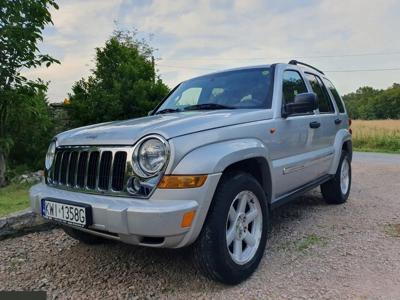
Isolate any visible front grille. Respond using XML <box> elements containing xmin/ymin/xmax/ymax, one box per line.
<box><xmin>49</xmin><ymin>147</ymin><xmax>128</xmax><ymax>193</ymax></box>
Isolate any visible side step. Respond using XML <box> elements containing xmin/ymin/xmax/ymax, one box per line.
<box><xmin>271</xmin><ymin>174</ymin><xmax>333</xmax><ymax>209</ymax></box>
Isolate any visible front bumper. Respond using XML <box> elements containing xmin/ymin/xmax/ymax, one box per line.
<box><xmin>30</xmin><ymin>173</ymin><xmax>221</xmax><ymax>248</ymax></box>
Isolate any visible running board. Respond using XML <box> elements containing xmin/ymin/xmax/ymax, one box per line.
<box><xmin>271</xmin><ymin>174</ymin><xmax>333</xmax><ymax>209</ymax></box>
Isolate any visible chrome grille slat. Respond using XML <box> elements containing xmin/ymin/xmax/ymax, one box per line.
<box><xmin>65</xmin><ymin>152</ymin><xmax>71</xmax><ymax>183</ymax></box>
<box><xmin>108</xmin><ymin>150</ymin><xmax>116</xmax><ymax>191</ymax></box>
<box><xmin>95</xmin><ymin>150</ymin><xmax>102</xmax><ymax>190</ymax></box>
<box><xmin>83</xmin><ymin>150</ymin><xmax>91</xmax><ymax>188</ymax></box>
<box><xmin>48</xmin><ymin>146</ymin><xmax>130</xmax><ymax>196</ymax></box>
<box><xmin>73</xmin><ymin>151</ymin><xmax>80</xmax><ymax>187</ymax></box>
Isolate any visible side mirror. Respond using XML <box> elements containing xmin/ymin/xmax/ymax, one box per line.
<box><xmin>147</xmin><ymin>110</ymin><xmax>154</xmax><ymax>116</ymax></box>
<box><xmin>283</xmin><ymin>92</ymin><xmax>318</xmax><ymax>117</ymax></box>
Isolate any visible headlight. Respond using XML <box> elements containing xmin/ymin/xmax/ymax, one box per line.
<box><xmin>45</xmin><ymin>141</ymin><xmax>56</xmax><ymax>170</ymax></box>
<box><xmin>133</xmin><ymin>136</ymin><xmax>169</xmax><ymax>177</ymax></box>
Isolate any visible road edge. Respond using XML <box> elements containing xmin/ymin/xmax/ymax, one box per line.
<box><xmin>0</xmin><ymin>209</ymin><xmax>57</xmax><ymax>240</ymax></box>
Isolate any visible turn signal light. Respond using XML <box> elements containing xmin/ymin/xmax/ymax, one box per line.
<box><xmin>158</xmin><ymin>175</ymin><xmax>207</xmax><ymax>189</ymax></box>
<box><xmin>181</xmin><ymin>211</ymin><xmax>196</xmax><ymax>228</ymax></box>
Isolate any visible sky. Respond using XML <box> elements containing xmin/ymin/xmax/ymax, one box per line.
<box><xmin>24</xmin><ymin>0</ymin><xmax>400</xmax><ymax>103</ymax></box>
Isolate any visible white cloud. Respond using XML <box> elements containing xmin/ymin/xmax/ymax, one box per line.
<box><xmin>24</xmin><ymin>0</ymin><xmax>123</xmax><ymax>102</ymax></box>
<box><xmin>23</xmin><ymin>0</ymin><xmax>400</xmax><ymax>102</ymax></box>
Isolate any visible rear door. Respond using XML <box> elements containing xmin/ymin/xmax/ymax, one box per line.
<box><xmin>305</xmin><ymin>73</ymin><xmax>336</xmax><ymax>176</ymax></box>
<box><xmin>324</xmin><ymin>78</ymin><xmax>348</xmax><ymax>128</ymax></box>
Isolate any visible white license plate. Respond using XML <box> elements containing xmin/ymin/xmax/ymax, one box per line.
<box><xmin>41</xmin><ymin>199</ymin><xmax>90</xmax><ymax>227</ymax></box>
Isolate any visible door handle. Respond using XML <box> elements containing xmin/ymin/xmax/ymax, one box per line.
<box><xmin>334</xmin><ymin>118</ymin><xmax>342</xmax><ymax>125</ymax></box>
<box><xmin>309</xmin><ymin>121</ymin><xmax>321</xmax><ymax>129</ymax></box>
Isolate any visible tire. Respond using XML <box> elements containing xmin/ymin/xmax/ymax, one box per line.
<box><xmin>62</xmin><ymin>226</ymin><xmax>109</xmax><ymax>245</ymax></box>
<box><xmin>192</xmin><ymin>172</ymin><xmax>269</xmax><ymax>285</ymax></box>
<box><xmin>321</xmin><ymin>150</ymin><xmax>351</xmax><ymax>204</ymax></box>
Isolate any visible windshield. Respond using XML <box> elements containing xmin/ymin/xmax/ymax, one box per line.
<box><xmin>156</xmin><ymin>67</ymin><xmax>273</xmax><ymax>113</ymax></box>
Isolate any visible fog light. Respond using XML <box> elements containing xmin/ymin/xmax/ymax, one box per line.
<box><xmin>127</xmin><ymin>177</ymin><xmax>142</xmax><ymax>194</ymax></box>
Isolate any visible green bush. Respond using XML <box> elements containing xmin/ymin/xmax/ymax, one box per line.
<box><xmin>7</xmin><ymin>87</ymin><xmax>55</xmax><ymax>170</ymax></box>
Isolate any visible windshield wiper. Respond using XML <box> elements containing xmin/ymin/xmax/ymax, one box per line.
<box><xmin>155</xmin><ymin>108</ymin><xmax>182</xmax><ymax>115</ymax></box>
<box><xmin>156</xmin><ymin>103</ymin><xmax>235</xmax><ymax>114</ymax></box>
<box><xmin>183</xmin><ymin>103</ymin><xmax>236</xmax><ymax>111</ymax></box>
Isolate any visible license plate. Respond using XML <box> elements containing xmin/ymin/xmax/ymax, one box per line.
<box><xmin>41</xmin><ymin>199</ymin><xmax>92</xmax><ymax>228</ymax></box>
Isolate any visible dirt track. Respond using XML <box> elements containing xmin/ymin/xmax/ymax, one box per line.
<box><xmin>1</xmin><ymin>152</ymin><xmax>400</xmax><ymax>299</ymax></box>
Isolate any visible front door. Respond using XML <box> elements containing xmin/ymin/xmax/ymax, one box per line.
<box><xmin>270</xmin><ymin>69</ymin><xmax>322</xmax><ymax>199</ymax></box>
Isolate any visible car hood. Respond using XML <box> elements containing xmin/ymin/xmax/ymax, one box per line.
<box><xmin>56</xmin><ymin>109</ymin><xmax>273</xmax><ymax>146</ymax></box>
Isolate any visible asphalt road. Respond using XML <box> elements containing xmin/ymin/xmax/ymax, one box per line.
<box><xmin>353</xmin><ymin>151</ymin><xmax>400</xmax><ymax>164</ymax></box>
<box><xmin>1</xmin><ymin>152</ymin><xmax>400</xmax><ymax>299</ymax></box>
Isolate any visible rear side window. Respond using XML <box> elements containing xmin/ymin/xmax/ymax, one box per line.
<box><xmin>282</xmin><ymin>70</ymin><xmax>307</xmax><ymax>104</ymax></box>
<box><xmin>324</xmin><ymin>79</ymin><xmax>345</xmax><ymax>113</ymax></box>
<box><xmin>305</xmin><ymin>73</ymin><xmax>334</xmax><ymax>113</ymax></box>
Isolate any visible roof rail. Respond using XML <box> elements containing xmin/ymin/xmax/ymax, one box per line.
<box><xmin>288</xmin><ymin>60</ymin><xmax>325</xmax><ymax>75</ymax></box>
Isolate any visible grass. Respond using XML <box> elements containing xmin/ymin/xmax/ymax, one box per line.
<box><xmin>294</xmin><ymin>234</ymin><xmax>328</xmax><ymax>252</ymax></box>
<box><xmin>277</xmin><ymin>233</ymin><xmax>328</xmax><ymax>252</ymax></box>
<box><xmin>0</xmin><ymin>183</ymin><xmax>32</xmax><ymax>217</ymax></box>
<box><xmin>384</xmin><ymin>224</ymin><xmax>400</xmax><ymax>238</ymax></box>
<box><xmin>351</xmin><ymin>120</ymin><xmax>400</xmax><ymax>153</ymax></box>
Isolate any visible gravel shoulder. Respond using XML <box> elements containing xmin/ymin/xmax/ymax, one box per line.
<box><xmin>1</xmin><ymin>152</ymin><xmax>400</xmax><ymax>299</ymax></box>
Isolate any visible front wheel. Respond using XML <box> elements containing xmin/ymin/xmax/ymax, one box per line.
<box><xmin>321</xmin><ymin>150</ymin><xmax>351</xmax><ymax>204</ymax></box>
<box><xmin>192</xmin><ymin>172</ymin><xmax>269</xmax><ymax>284</ymax></box>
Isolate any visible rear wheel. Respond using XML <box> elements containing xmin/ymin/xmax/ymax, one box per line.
<box><xmin>321</xmin><ymin>151</ymin><xmax>351</xmax><ymax>204</ymax></box>
<box><xmin>62</xmin><ymin>226</ymin><xmax>109</xmax><ymax>245</ymax></box>
<box><xmin>193</xmin><ymin>172</ymin><xmax>269</xmax><ymax>284</ymax></box>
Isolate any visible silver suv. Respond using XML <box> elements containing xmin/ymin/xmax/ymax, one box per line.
<box><xmin>30</xmin><ymin>60</ymin><xmax>352</xmax><ymax>284</ymax></box>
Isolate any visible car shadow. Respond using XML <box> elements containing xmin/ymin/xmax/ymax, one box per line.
<box><xmin>48</xmin><ymin>189</ymin><xmax>329</xmax><ymax>296</ymax></box>
<box><xmin>270</xmin><ymin>189</ymin><xmax>327</xmax><ymax>227</ymax></box>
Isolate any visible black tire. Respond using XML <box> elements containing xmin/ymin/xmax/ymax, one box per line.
<box><xmin>192</xmin><ymin>172</ymin><xmax>269</xmax><ymax>285</ymax></box>
<box><xmin>62</xmin><ymin>226</ymin><xmax>108</xmax><ymax>245</ymax></box>
<box><xmin>321</xmin><ymin>151</ymin><xmax>351</xmax><ymax>204</ymax></box>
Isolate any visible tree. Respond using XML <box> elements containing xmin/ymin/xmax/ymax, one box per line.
<box><xmin>68</xmin><ymin>30</ymin><xmax>169</xmax><ymax>127</ymax></box>
<box><xmin>342</xmin><ymin>87</ymin><xmax>381</xmax><ymax>119</ymax></box>
<box><xmin>7</xmin><ymin>84</ymin><xmax>55</xmax><ymax>170</ymax></box>
<box><xmin>0</xmin><ymin>0</ymin><xmax>59</xmax><ymax>186</ymax></box>
<box><xmin>343</xmin><ymin>84</ymin><xmax>400</xmax><ymax>119</ymax></box>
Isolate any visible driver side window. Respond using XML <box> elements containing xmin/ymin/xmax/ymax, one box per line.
<box><xmin>282</xmin><ymin>70</ymin><xmax>307</xmax><ymax>105</ymax></box>
<box><xmin>174</xmin><ymin>87</ymin><xmax>202</xmax><ymax>106</ymax></box>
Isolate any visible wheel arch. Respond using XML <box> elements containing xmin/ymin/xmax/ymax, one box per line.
<box><xmin>329</xmin><ymin>129</ymin><xmax>352</xmax><ymax>174</ymax></box>
<box><xmin>172</xmin><ymin>138</ymin><xmax>273</xmax><ymax>203</ymax></box>
<box><xmin>342</xmin><ymin>139</ymin><xmax>353</xmax><ymax>161</ymax></box>
<box><xmin>221</xmin><ymin>157</ymin><xmax>272</xmax><ymax>204</ymax></box>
